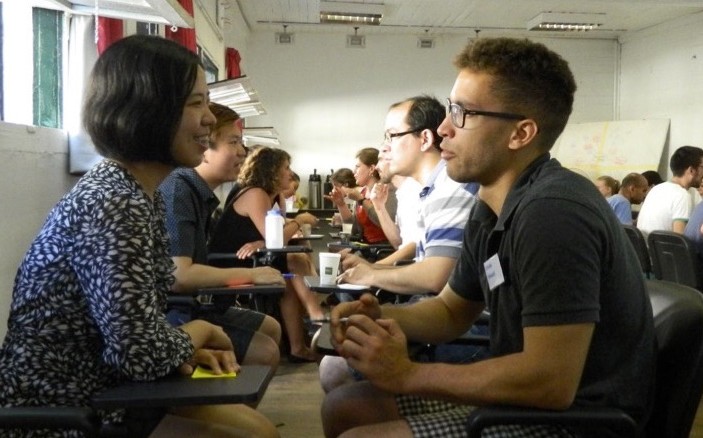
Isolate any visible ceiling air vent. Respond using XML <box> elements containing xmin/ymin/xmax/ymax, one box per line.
<box><xmin>347</xmin><ymin>34</ymin><xmax>365</xmax><ymax>48</ymax></box>
<box><xmin>417</xmin><ymin>37</ymin><xmax>434</xmax><ymax>49</ymax></box>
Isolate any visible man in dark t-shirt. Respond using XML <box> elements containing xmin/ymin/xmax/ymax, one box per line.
<box><xmin>321</xmin><ymin>38</ymin><xmax>655</xmax><ymax>438</ymax></box>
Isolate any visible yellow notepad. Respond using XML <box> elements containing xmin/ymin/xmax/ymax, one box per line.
<box><xmin>191</xmin><ymin>365</ymin><xmax>238</xmax><ymax>379</ymax></box>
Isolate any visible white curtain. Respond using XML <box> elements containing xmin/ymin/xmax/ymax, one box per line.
<box><xmin>66</xmin><ymin>15</ymin><xmax>100</xmax><ymax>175</ymax></box>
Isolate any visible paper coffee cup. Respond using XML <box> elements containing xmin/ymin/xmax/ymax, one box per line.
<box><xmin>342</xmin><ymin>223</ymin><xmax>353</xmax><ymax>234</ymax></box>
<box><xmin>302</xmin><ymin>223</ymin><xmax>312</xmax><ymax>237</ymax></box>
<box><xmin>319</xmin><ymin>252</ymin><xmax>341</xmax><ymax>285</ymax></box>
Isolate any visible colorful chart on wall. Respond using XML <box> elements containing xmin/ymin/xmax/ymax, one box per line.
<box><xmin>552</xmin><ymin>119</ymin><xmax>670</xmax><ymax>181</ymax></box>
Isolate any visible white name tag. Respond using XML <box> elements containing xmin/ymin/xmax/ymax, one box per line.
<box><xmin>484</xmin><ymin>253</ymin><xmax>505</xmax><ymax>291</ymax></box>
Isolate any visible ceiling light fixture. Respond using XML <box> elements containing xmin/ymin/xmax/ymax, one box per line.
<box><xmin>276</xmin><ymin>24</ymin><xmax>294</xmax><ymax>45</ymax></box>
<box><xmin>320</xmin><ymin>1</ymin><xmax>384</xmax><ymax>26</ymax></box>
<box><xmin>243</xmin><ymin>127</ymin><xmax>280</xmax><ymax>146</ymax></box>
<box><xmin>209</xmin><ymin>76</ymin><xmax>266</xmax><ymax>118</ymax></box>
<box><xmin>527</xmin><ymin>12</ymin><xmax>604</xmax><ymax>32</ymax></box>
<box><xmin>230</xmin><ymin>102</ymin><xmax>267</xmax><ymax>118</ymax></box>
<box><xmin>347</xmin><ymin>26</ymin><xmax>365</xmax><ymax>48</ymax></box>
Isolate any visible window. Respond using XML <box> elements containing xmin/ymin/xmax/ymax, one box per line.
<box><xmin>136</xmin><ymin>21</ymin><xmax>160</xmax><ymax>35</ymax></box>
<box><xmin>33</xmin><ymin>7</ymin><xmax>63</xmax><ymax>129</ymax></box>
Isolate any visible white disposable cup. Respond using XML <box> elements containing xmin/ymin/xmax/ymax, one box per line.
<box><xmin>302</xmin><ymin>223</ymin><xmax>312</xmax><ymax>237</ymax></box>
<box><xmin>342</xmin><ymin>223</ymin><xmax>353</xmax><ymax>234</ymax></box>
<box><xmin>319</xmin><ymin>252</ymin><xmax>341</xmax><ymax>285</ymax></box>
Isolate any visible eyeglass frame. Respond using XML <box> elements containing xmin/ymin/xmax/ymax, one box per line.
<box><xmin>383</xmin><ymin>128</ymin><xmax>423</xmax><ymax>144</ymax></box>
<box><xmin>445</xmin><ymin>98</ymin><xmax>526</xmax><ymax>129</ymax></box>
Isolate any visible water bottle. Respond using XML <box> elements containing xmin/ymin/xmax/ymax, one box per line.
<box><xmin>265</xmin><ymin>209</ymin><xmax>284</xmax><ymax>248</ymax></box>
<box><xmin>308</xmin><ymin>169</ymin><xmax>322</xmax><ymax>209</ymax></box>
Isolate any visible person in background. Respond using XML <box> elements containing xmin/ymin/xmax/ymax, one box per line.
<box><xmin>607</xmin><ymin>172</ymin><xmax>649</xmax><ymax>225</ymax></box>
<box><xmin>642</xmin><ymin>169</ymin><xmax>664</xmax><ymax>190</ymax></box>
<box><xmin>159</xmin><ymin>102</ymin><xmax>283</xmax><ymax>371</ymax></box>
<box><xmin>0</xmin><ymin>35</ymin><xmax>278</xmax><ymax>437</ymax></box>
<box><xmin>281</xmin><ymin>171</ymin><xmax>302</xmax><ymax>210</ymax></box>
<box><xmin>368</xmin><ymin>151</ymin><xmax>423</xmax><ymax>252</ymax></box>
<box><xmin>322</xmin><ymin>37</ymin><xmax>654</xmax><ymax>438</ymax></box>
<box><xmin>209</xmin><ymin>147</ymin><xmax>323</xmax><ymax>363</ymax></box>
<box><xmin>595</xmin><ymin>175</ymin><xmax>620</xmax><ymax>197</ymax></box>
<box><xmin>330</xmin><ymin>167</ymin><xmax>357</xmax><ymax>189</ymax></box>
<box><xmin>329</xmin><ymin>148</ymin><xmax>394</xmax><ymax>244</ymax></box>
<box><xmin>637</xmin><ymin>145</ymin><xmax>703</xmax><ymax>235</ymax></box>
<box><xmin>327</xmin><ymin>168</ymin><xmax>357</xmax><ymax>225</ymax></box>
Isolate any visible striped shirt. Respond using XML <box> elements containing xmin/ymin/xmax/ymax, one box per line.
<box><xmin>416</xmin><ymin>160</ymin><xmax>477</xmax><ymax>261</ymax></box>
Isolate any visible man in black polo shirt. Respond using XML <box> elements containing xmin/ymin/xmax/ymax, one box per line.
<box><xmin>321</xmin><ymin>38</ymin><xmax>655</xmax><ymax>438</ymax></box>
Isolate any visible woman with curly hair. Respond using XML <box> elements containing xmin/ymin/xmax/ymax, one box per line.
<box><xmin>210</xmin><ymin>147</ymin><xmax>323</xmax><ymax>362</ymax></box>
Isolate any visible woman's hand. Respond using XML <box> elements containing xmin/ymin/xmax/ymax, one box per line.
<box><xmin>177</xmin><ymin>348</ymin><xmax>239</xmax><ymax>376</ymax></box>
<box><xmin>294</xmin><ymin>212</ymin><xmax>318</xmax><ymax>226</ymax></box>
<box><xmin>251</xmin><ymin>266</ymin><xmax>285</xmax><ymax>285</ymax></box>
<box><xmin>236</xmin><ymin>240</ymin><xmax>265</xmax><ymax>259</ymax></box>
<box><xmin>327</xmin><ymin>187</ymin><xmax>345</xmax><ymax>205</ymax></box>
<box><xmin>342</xmin><ymin>187</ymin><xmax>363</xmax><ymax>202</ymax></box>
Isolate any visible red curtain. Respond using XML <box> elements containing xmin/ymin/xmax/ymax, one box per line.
<box><xmin>97</xmin><ymin>17</ymin><xmax>123</xmax><ymax>55</ymax></box>
<box><xmin>226</xmin><ymin>47</ymin><xmax>242</xmax><ymax>79</ymax></box>
<box><xmin>165</xmin><ymin>0</ymin><xmax>197</xmax><ymax>53</ymax></box>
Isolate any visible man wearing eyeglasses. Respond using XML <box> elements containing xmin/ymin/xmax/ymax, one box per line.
<box><xmin>320</xmin><ymin>96</ymin><xmax>480</xmax><ymax>393</ymax></box>
<box><xmin>323</xmin><ymin>38</ymin><xmax>655</xmax><ymax>438</ymax></box>
<box><xmin>338</xmin><ymin>95</ymin><xmax>478</xmax><ymax>294</ymax></box>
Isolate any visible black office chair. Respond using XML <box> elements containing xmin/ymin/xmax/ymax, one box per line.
<box><xmin>647</xmin><ymin>230</ymin><xmax>703</xmax><ymax>289</ymax></box>
<box><xmin>466</xmin><ymin>279</ymin><xmax>703</xmax><ymax>438</ymax></box>
<box><xmin>622</xmin><ymin>225</ymin><xmax>652</xmax><ymax>277</ymax></box>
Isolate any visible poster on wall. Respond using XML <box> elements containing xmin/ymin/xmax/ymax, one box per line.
<box><xmin>552</xmin><ymin>119</ymin><xmax>670</xmax><ymax>181</ymax></box>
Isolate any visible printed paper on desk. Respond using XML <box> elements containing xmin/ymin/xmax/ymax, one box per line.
<box><xmin>484</xmin><ymin>253</ymin><xmax>505</xmax><ymax>291</ymax></box>
<box><xmin>191</xmin><ymin>365</ymin><xmax>238</xmax><ymax>379</ymax></box>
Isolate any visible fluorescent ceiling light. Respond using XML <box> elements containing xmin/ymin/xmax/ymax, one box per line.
<box><xmin>46</xmin><ymin>0</ymin><xmax>194</xmax><ymax>28</ymax></box>
<box><xmin>527</xmin><ymin>12</ymin><xmax>603</xmax><ymax>32</ymax></box>
<box><xmin>209</xmin><ymin>76</ymin><xmax>265</xmax><ymax>118</ymax></box>
<box><xmin>209</xmin><ymin>76</ymin><xmax>257</xmax><ymax>107</ymax></box>
<box><xmin>230</xmin><ymin>102</ymin><xmax>267</xmax><ymax>118</ymax></box>
<box><xmin>243</xmin><ymin>127</ymin><xmax>280</xmax><ymax>146</ymax></box>
<box><xmin>243</xmin><ymin>127</ymin><xmax>279</xmax><ymax>138</ymax></box>
<box><xmin>320</xmin><ymin>1</ymin><xmax>384</xmax><ymax>25</ymax></box>
<box><xmin>244</xmin><ymin>135</ymin><xmax>280</xmax><ymax>146</ymax></box>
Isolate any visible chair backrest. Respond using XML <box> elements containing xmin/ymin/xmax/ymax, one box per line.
<box><xmin>622</xmin><ymin>225</ymin><xmax>652</xmax><ymax>275</ymax></box>
<box><xmin>647</xmin><ymin>230</ymin><xmax>702</xmax><ymax>289</ymax></box>
<box><xmin>645</xmin><ymin>279</ymin><xmax>703</xmax><ymax>438</ymax></box>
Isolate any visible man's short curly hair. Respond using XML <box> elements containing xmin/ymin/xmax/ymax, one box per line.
<box><xmin>237</xmin><ymin>146</ymin><xmax>291</xmax><ymax>195</ymax></box>
<box><xmin>454</xmin><ymin>38</ymin><xmax>577</xmax><ymax>150</ymax></box>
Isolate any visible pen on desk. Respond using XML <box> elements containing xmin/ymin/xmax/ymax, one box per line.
<box><xmin>308</xmin><ymin>317</ymin><xmax>350</xmax><ymax>324</ymax></box>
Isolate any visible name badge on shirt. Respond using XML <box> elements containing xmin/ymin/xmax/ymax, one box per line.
<box><xmin>484</xmin><ymin>253</ymin><xmax>505</xmax><ymax>291</ymax></box>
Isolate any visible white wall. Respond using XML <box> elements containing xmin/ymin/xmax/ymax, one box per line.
<box><xmin>0</xmin><ymin>123</ymin><xmax>78</xmax><ymax>338</ymax></box>
<box><xmin>618</xmin><ymin>11</ymin><xmax>703</xmax><ymax>177</ymax></box>
<box><xmin>241</xmin><ymin>32</ymin><xmax>617</xmax><ymax>197</ymax></box>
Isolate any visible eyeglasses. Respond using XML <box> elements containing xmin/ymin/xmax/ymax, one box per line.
<box><xmin>383</xmin><ymin>129</ymin><xmax>422</xmax><ymax>144</ymax></box>
<box><xmin>445</xmin><ymin>98</ymin><xmax>526</xmax><ymax>129</ymax></box>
